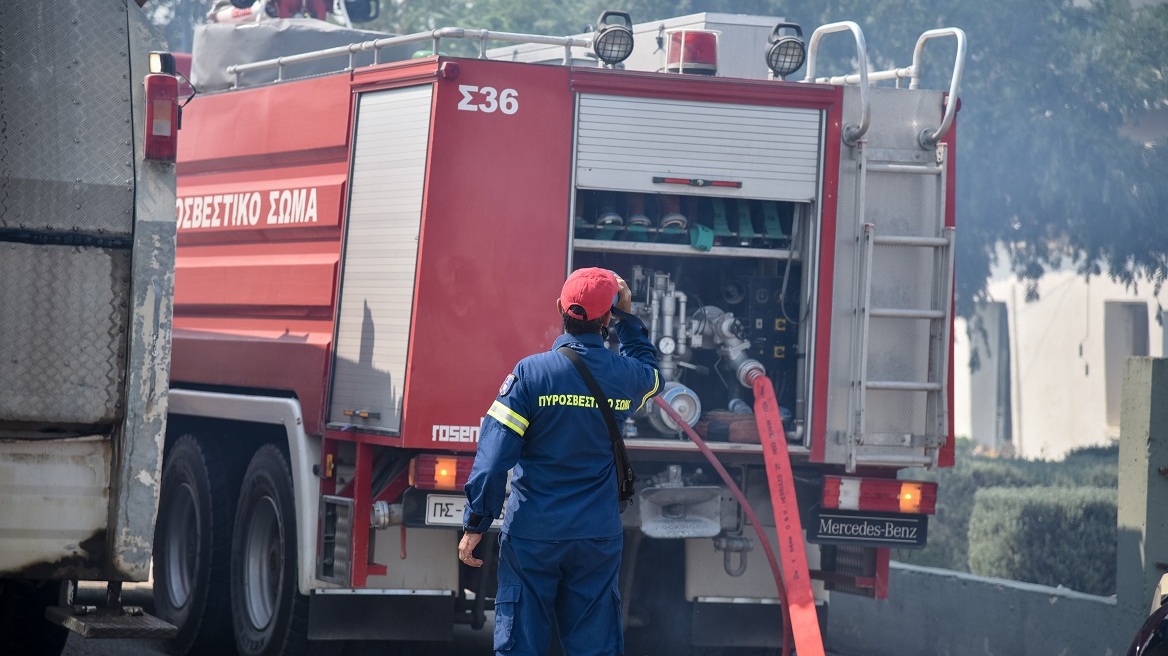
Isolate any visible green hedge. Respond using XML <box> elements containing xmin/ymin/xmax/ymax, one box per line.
<box><xmin>967</xmin><ymin>486</ymin><xmax>1117</xmax><ymax>595</ymax></box>
<box><xmin>896</xmin><ymin>459</ymin><xmax>1033</xmax><ymax>570</ymax></box>
<box><xmin>893</xmin><ymin>440</ymin><xmax>1118</xmax><ymax>572</ymax></box>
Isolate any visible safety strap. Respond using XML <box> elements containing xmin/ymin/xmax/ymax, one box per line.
<box><xmin>752</xmin><ymin>374</ymin><xmax>825</xmax><ymax>656</ymax></box>
<box><xmin>556</xmin><ymin>346</ymin><xmax>636</xmax><ymax>502</ymax></box>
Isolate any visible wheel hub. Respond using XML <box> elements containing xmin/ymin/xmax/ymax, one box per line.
<box><xmin>243</xmin><ymin>496</ymin><xmax>281</xmax><ymax>630</ymax></box>
<box><xmin>164</xmin><ymin>483</ymin><xmax>198</xmax><ymax>609</ymax></box>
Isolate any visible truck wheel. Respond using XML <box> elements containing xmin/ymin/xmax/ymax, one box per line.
<box><xmin>153</xmin><ymin>435</ymin><xmax>236</xmax><ymax>655</ymax></box>
<box><xmin>0</xmin><ymin>579</ymin><xmax>69</xmax><ymax>656</ymax></box>
<box><xmin>230</xmin><ymin>444</ymin><xmax>339</xmax><ymax>656</ymax></box>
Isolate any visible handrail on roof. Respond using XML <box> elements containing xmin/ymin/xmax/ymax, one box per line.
<box><xmin>803</xmin><ymin>21</ymin><xmax>870</xmax><ymax>146</ymax></box>
<box><xmin>224</xmin><ymin>20</ymin><xmax>966</xmax><ymax>150</ymax></box>
<box><xmin>804</xmin><ymin>23</ymin><xmax>967</xmax><ymax>149</ymax></box>
<box><xmin>226</xmin><ymin>26</ymin><xmax>594</xmax><ymax>88</ymax></box>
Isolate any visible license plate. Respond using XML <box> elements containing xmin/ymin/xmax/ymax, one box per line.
<box><xmin>424</xmin><ymin>494</ymin><xmax>465</xmax><ymax>526</ymax></box>
<box><xmin>807</xmin><ymin>508</ymin><xmax>928</xmax><ymax>549</ymax></box>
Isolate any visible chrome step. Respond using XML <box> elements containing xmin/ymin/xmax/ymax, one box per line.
<box><xmin>866</xmin><ymin>381</ymin><xmax>943</xmax><ymax>392</ymax></box>
<box><xmin>870</xmin><ymin>308</ymin><xmax>946</xmax><ymax>320</ymax></box>
<box><xmin>872</xmin><ymin>235</ymin><xmax>949</xmax><ymax>248</ymax></box>
<box><xmin>866</xmin><ymin>162</ymin><xmax>942</xmax><ymax>175</ymax></box>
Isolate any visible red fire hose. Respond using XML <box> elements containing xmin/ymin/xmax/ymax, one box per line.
<box><xmin>653</xmin><ymin>373</ymin><xmax>825</xmax><ymax>656</ymax></box>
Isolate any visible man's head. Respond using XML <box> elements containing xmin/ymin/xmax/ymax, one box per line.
<box><xmin>557</xmin><ymin>267</ymin><xmax>618</xmax><ymax>335</ymax></box>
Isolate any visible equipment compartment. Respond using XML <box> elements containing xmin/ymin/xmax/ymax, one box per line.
<box><xmin>571</xmin><ymin>189</ymin><xmax>814</xmax><ymax>447</ymax></box>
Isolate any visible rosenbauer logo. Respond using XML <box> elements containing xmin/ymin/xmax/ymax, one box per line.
<box><xmin>176</xmin><ymin>187</ymin><xmax>319</xmax><ymax>231</ymax></box>
<box><xmin>432</xmin><ymin>424</ymin><xmax>481</xmax><ymax>443</ymax></box>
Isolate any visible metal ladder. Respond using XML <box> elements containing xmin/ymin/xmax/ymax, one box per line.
<box><xmin>847</xmin><ymin>141</ymin><xmax>955</xmax><ymax>472</ymax></box>
<box><xmin>804</xmin><ymin>23</ymin><xmax>965</xmax><ymax>471</ymax></box>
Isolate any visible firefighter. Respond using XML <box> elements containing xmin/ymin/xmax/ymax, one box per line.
<box><xmin>460</xmin><ymin>267</ymin><xmax>661</xmax><ymax>656</ymax></box>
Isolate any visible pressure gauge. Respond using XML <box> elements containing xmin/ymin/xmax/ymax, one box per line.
<box><xmin>658</xmin><ymin>336</ymin><xmax>677</xmax><ymax>355</ymax></box>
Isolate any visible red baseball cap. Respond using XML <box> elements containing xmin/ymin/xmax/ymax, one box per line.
<box><xmin>559</xmin><ymin>267</ymin><xmax>618</xmax><ymax>321</ymax></box>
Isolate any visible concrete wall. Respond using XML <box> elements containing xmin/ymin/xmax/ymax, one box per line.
<box><xmin>829</xmin><ymin>564</ymin><xmax>1130</xmax><ymax>656</ymax></box>
<box><xmin>1116</xmin><ymin>358</ymin><xmax>1168</xmax><ymax>626</ymax></box>
<box><xmin>954</xmin><ymin>272</ymin><xmax>1168</xmax><ymax>459</ymax></box>
<box><xmin>827</xmin><ymin>358</ymin><xmax>1168</xmax><ymax>655</ymax></box>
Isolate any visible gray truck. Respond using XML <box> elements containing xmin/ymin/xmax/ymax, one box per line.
<box><xmin>0</xmin><ymin>1</ymin><xmax>178</xmax><ymax>653</ymax></box>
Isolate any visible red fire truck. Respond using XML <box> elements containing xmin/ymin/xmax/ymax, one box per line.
<box><xmin>162</xmin><ymin>12</ymin><xmax>965</xmax><ymax>655</ymax></box>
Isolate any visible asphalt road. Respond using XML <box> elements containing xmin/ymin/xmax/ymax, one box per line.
<box><xmin>63</xmin><ymin>636</ymin><xmax>848</xmax><ymax>656</ymax></box>
<box><xmin>64</xmin><ymin>631</ymin><xmax>848</xmax><ymax>656</ymax></box>
<box><xmin>63</xmin><ymin>629</ymin><xmax>494</xmax><ymax>656</ymax></box>
<box><xmin>61</xmin><ymin>582</ymin><xmax>495</xmax><ymax>656</ymax></box>
<box><xmin>60</xmin><ymin>585</ymin><xmax>845</xmax><ymax>656</ymax></box>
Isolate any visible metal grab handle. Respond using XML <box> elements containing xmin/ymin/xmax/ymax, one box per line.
<box><xmin>804</xmin><ymin>21</ymin><xmax>870</xmax><ymax>145</ymax></box>
<box><xmin>597</xmin><ymin>10</ymin><xmax>633</xmax><ymax>29</ymax></box>
<box><xmin>912</xmin><ymin>28</ymin><xmax>967</xmax><ymax>147</ymax></box>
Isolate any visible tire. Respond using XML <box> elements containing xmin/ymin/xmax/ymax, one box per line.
<box><xmin>230</xmin><ymin>444</ymin><xmax>339</xmax><ymax>656</ymax></box>
<box><xmin>153</xmin><ymin>435</ymin><xmax>236</xmax><ymax>655</ymax></box>
<box><xmin>0</xmin><ymin>579</ymin><xmax>69</xmax><ymax>656</ymax></box>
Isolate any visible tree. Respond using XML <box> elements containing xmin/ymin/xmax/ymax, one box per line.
<box><xmin>145</xmin><ymin>0</ymin><xmax>214</xmax><ymax>52</ymax></box>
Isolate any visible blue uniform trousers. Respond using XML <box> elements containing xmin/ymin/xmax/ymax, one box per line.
<box><xmin>494</xmin><ymin>532</ymin><xmax>624</xmax><ymax>656</ymax></box>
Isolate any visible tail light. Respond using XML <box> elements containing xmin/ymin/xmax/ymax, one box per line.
<box><xmin>143</xmin><ymin>72</ymin><xmax>179</xmax><ymax>162</ymax></box>
<box><xmin>822</xmin><ymin>476</ymin><xmax>937</xmax><ymax>515</ymax></box>
<box><xmin>410</xmin><ymin>454</ymin><xmax>474</xmax><ymax>491</ymax></box>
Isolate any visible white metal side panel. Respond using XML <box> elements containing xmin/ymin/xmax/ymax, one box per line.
<box><xmin>367</xmin><ymin>528</ymin><xmax>458</xmax><ymax>591</ymax></box>
<box><xmin>575</xmin><ymin>94</ymin><xmax>820</xmax><ymax>201</ymax></box>
<box><xmin>684</xmin><ymin>530</ymin><xmax>824</xmax><ymax>601</ymax></box>
<box><xmin>0</xmin><ymin>437</ymin><xmax>111</xmax><ymax>576</ymax></box>
<box><xmin>824</xmin><ymin>87</ymin><xmax>947</xmax><ymax>466</ymax></box>
<box><xmin>329</xmin><ymin>86</ymin><xmax>433</xmax><ymax>433</ymax></box>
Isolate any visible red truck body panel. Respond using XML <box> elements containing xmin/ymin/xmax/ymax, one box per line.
<box><xmin>400</xmin><ymin>60</ymin><xmax>575</xmax><ymax>451</ymax></box>
<box><xmin>174</xmin><ymin>73</ymin><xmax>356</xmax><ymax>433</ymax></box>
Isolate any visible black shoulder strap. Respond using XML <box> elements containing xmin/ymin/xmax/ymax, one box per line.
<box><xmin>557</xmin><ymin>345</ymin><xmax>636</xmax><ymax>500</ymax></box>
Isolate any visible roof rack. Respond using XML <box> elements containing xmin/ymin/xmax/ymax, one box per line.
<box><xmin>227</xmin><ymin>26</ymin><xmax>595</xmax><ymax>88</ymax></box>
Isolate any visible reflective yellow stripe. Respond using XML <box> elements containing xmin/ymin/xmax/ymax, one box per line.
<box><xmin>488</xmin><ymin>400</ymin><xmax>529</xmax><ymax>437</ymax></box>
<box><xmin>637</xmin><ymin>370</ymin><xmax>661</xmax><ymax>411</ymax></box>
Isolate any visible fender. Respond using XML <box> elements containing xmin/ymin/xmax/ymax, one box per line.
<box><xmin>168</xmin><ymin>389</ymin><xmax>324</xmax><ymax>594</ymax></box>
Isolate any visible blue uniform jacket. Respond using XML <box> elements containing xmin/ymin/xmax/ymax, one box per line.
<box><xmin>463</xmin><ymin>316</ymin><xmax>661</xmax><ymax>540</ymax></box>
